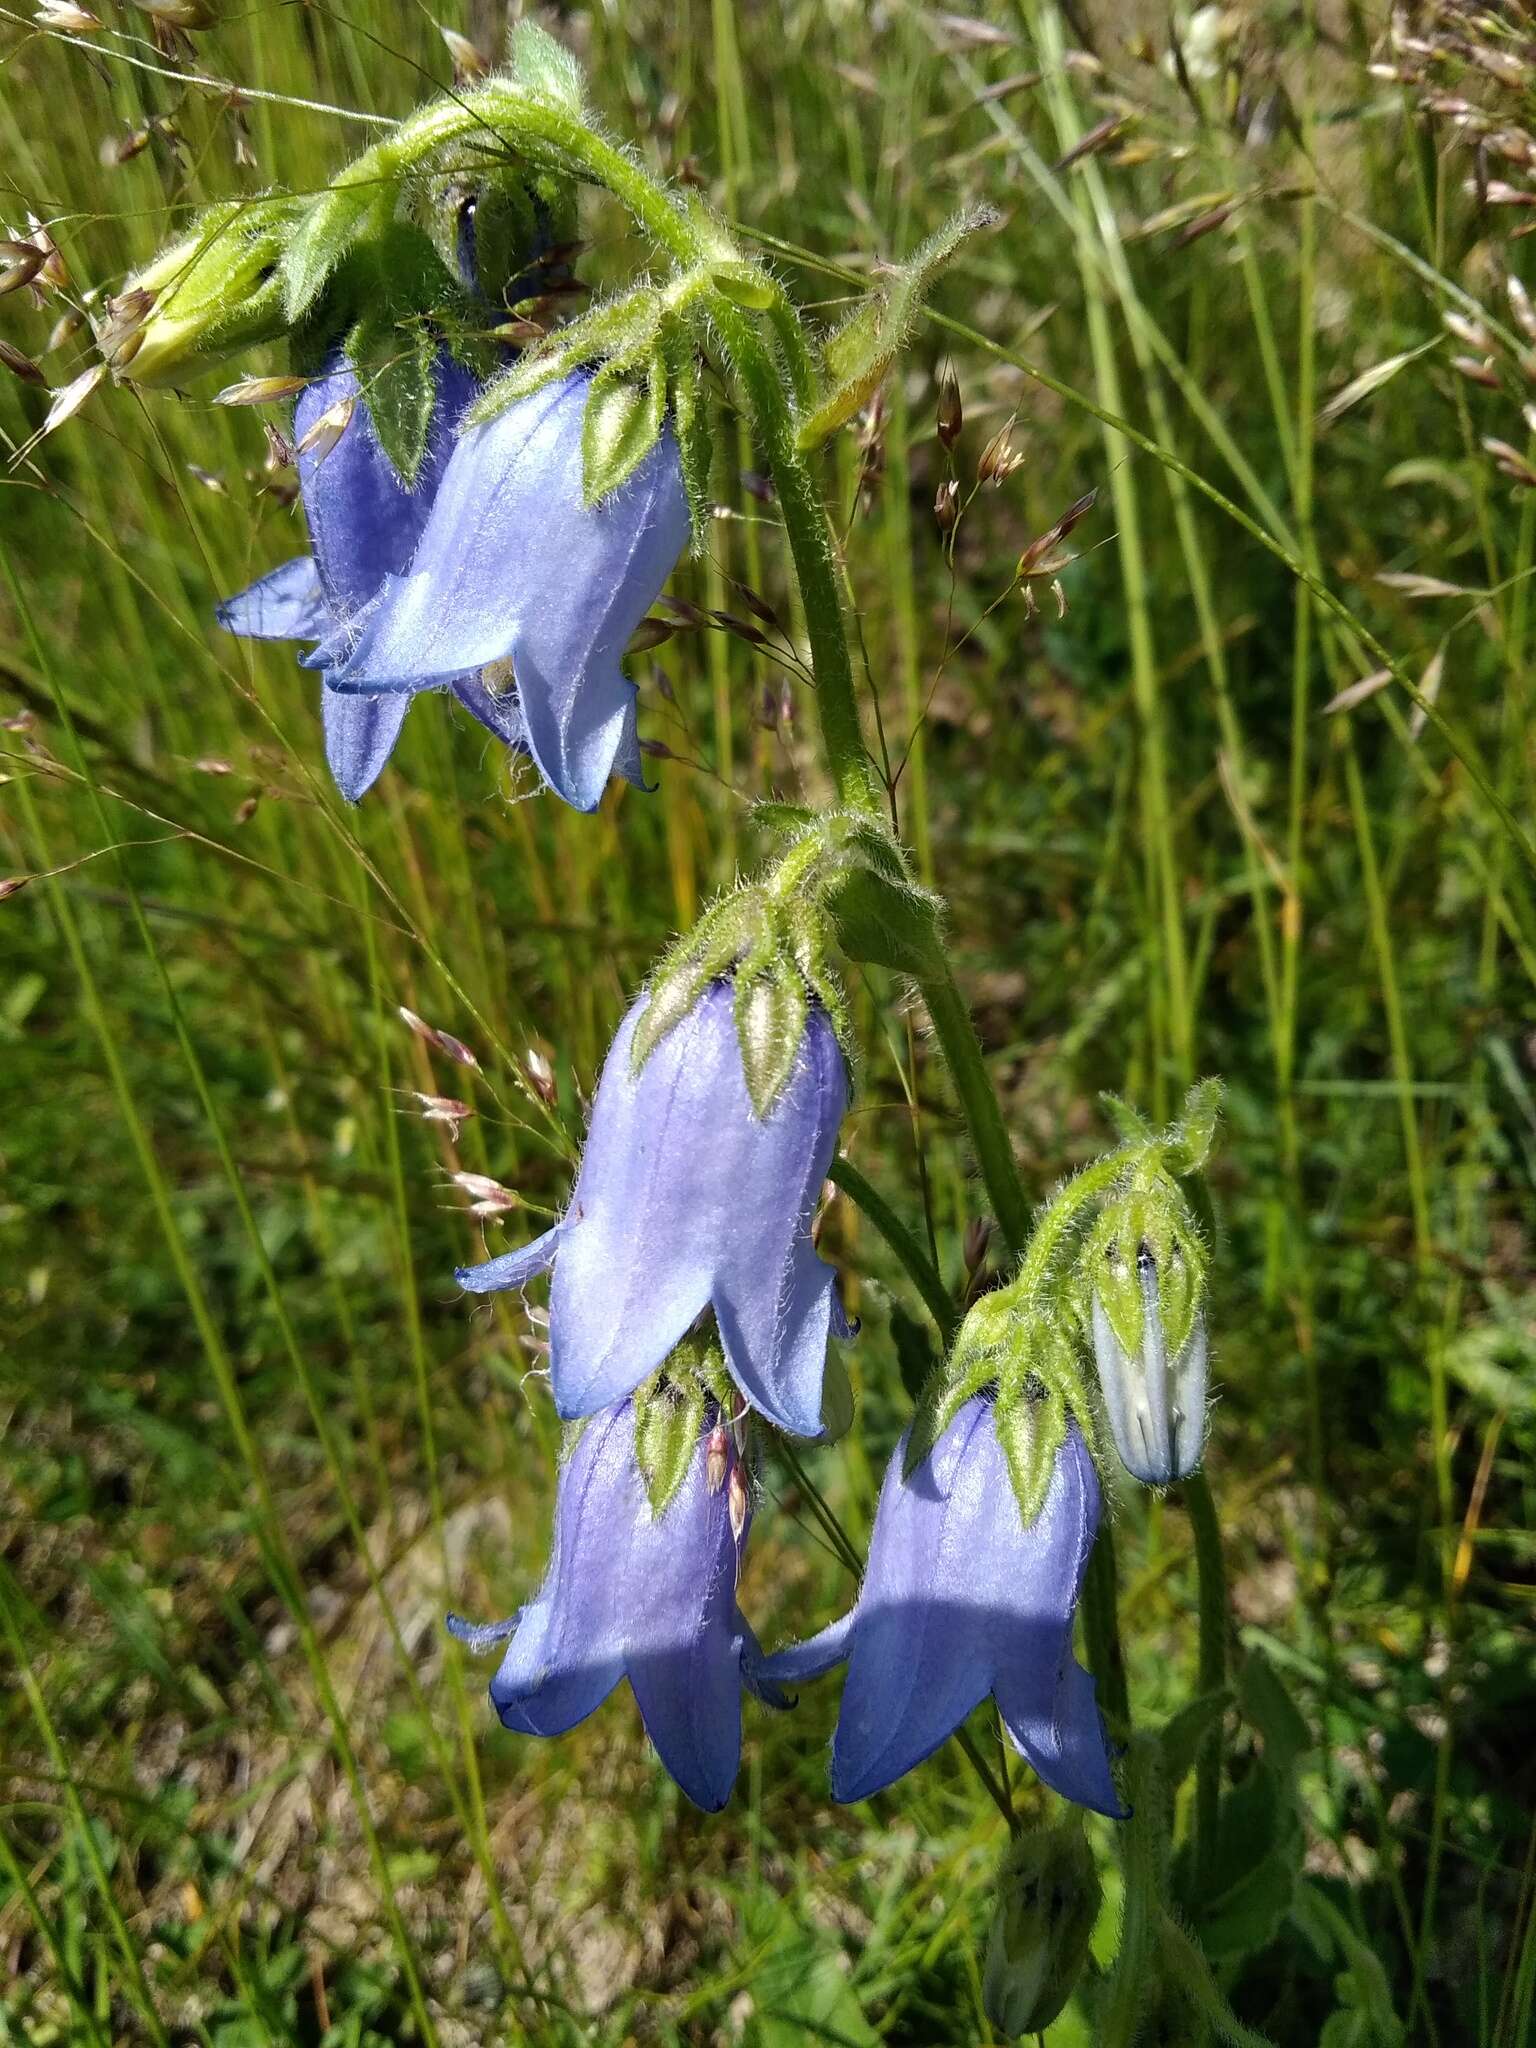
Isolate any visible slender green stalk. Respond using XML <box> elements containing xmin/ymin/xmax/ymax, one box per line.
<box><xmin>830</xmin><ymin>1154</ymin><xmax>957</xmax><ymax>1344</ymax></box>
<box><xmin>1183</xmin><ymin>1471</ymin><xmax>1228</xmax><ymax>1894</ymax></box>
<box><xmin>916</xmin><ymin>961</ymin><xmax>1032</xmax><ymax>1260</ymax></box>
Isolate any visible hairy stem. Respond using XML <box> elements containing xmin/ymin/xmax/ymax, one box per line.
<box><xmin>1184</xmin><ymin>1469</ymin><xmax>1229</xmax><ymax>1894</ymax></box>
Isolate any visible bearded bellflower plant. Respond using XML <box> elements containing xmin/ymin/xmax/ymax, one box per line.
<box><xmin>107</xmin><ymin>22</ymin><xmax>1263</xmax><ymax>2039</ymax></box>
<box><xmin>314</xmin><ymin>371</ymin><xmax>691</xmax><ymax>813</ymax></box>
<box><xmin>458</xmin><ymin>971</ymin><xmax>850</xmax><ymax>1438</ymax></box>
<box><xmin>760</xmin><ymin>1398</ymin><xmax>1122</xmax><ymax>1815</ymax></box>
<box><xmin>448</xmin><ymin>1367</ymin><xmax>782</xmax><ymax>1812</ymax></box>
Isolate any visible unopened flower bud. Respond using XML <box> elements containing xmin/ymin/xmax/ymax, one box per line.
<box><xmin>1084</xmin><ymin>1183</ymin><xmax>1208</xmax><ymax>1487</ymax></box>
<box><xmin>983</xmin><ymin>1821</ymin><xmax>1101</xmax><ymax>2038</ymax></box>
<box><xmin>727</xmin><ymin>1462</ymin><xmax>748</xmax><ymax>1545</ymax></box>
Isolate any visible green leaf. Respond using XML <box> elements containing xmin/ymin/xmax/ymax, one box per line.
<box><xmin>888</xmin><ymin>1305</ymin><xmax>937</xmax><ymax>1405</ymax></box>
<box><xmin>734</xmin><ymin>968</ymin><xmax>808</xmax><ymax>1120</ymax></box>
<box><xmin>466</xmin><ymin>289</ymin><xmax>663</xmax><ymax>426</ymax></box>
<box><xmin>660</xmin><ymin>309</ymin><xmax>712</xmax><ymax>542</ymax></box>
<box><xmin>1174</xmin><ymin>1077</ymin><xmax>1224</xmax><ymax>1172</ymax></box>
<box><xmin>632</xmin><ymin>889</ymin><xmax>764</xmax><ymax>1073</ymax></box>
<box><xmin>282</xmin><ymin>178</ymin><xmax>391</xmax><ymax>325</ymax></box>
<box><xmin>1158</xmin><ymin>1689</ymin><xmax>1233</xmax><ymax>1788</ymax></box>
<box><xmin>820</xmin><ymin>1349</ymin><xmax>854</xmax><ymax>1442</ymax></box>
<box><xmin>828</xmin><ymin>868</ymin><xmax>944</xmax><ymax>977</ymax></box>
<box><xmin>795</xmin><ymin>205</ymin><xmax>998</xmax><ymax>452</ymax></box>
<box><xmin>581</xmin><ymin>355</ymin><xmax>665</xmax><ymax>506</ymax></box>
<box><xmin>1237</xmin><ymin>1647</ymin><xmax>1311</xmax><ymax>1773</ymax></box>
<box><xmin>741</xmin><ymin>1895</ymin><xmax>878</xmax><ymax>2048</ymax></box>
<box><xmin>753</xmin><ymin>801</ymin><xmax>817</xmax><ymax>837</ymax></box>
<box><xmin>1182</xmin><ymin>1762</ymin><xmax>1303</xmax><ymax>1959</ymax></box>
<box><xmin>633</xmin><ymin>1378</ymin><xmax>707</xmax><ymax>1516</ymax></box>
<box><xmin>1099</xmin><ymin>1090</ymin><xmax>1155</xmax><ymax>1144</ymax></box>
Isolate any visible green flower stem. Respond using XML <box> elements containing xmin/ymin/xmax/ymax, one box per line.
<box><xmin>916</xmin><ymin>961</ymin><xmax>1033</xmax><ymax>1259</ymax></box>
<box><xmin>1101</xmin><ymin>1741</ymin><xmax>1165</xmax><ymax>2048</ymax></box>
<box><xmin>830</xmin><ymin>1154</ymin><xmax>958</xmax><ymax>1345</ymax></box>
<box><xmin>1183</xmin><ymin>1468</ymin><xmax>1228</xmax><ymax>1892</ymax></box>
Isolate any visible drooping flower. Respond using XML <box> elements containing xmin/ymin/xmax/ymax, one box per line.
<box><xmin>759</xmin><ymin>1398</ymin><xmax>1123</xmax><ymax>1814</ymax></box>
<box><xmin>457</xmin><ymin>979</ymin><xmax>848</xmax><ymax>1438</ymax></box>
<box><xmin>314</xmin><ymin>371</ymin><xmax>690</xmax><ymax>813</ymax></box>
<box><xmin>447</xmin><ymin>1397</ymin><xmax>781</xmax><ymax>1811</ymax></box>
<box><xmin>1085</xmin><ymin>1220</ymin><xmax>1209</xmax><ymax>1488</ymax></box>
<box><xmin>218</xmin><ymin>353</ymin><xmax>534</xmax><ymax>801</ymax></box>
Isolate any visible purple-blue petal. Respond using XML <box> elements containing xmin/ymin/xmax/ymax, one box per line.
<box><xmin>296</xmin><ymin>352</ymin><xmax>477</xmax><ymax>622</ymax></box>
<box><xmin>456</xmin><ymin>1224</ymin><xmax>561</xmax><ymax>1296</ymax></box>
<box><xmin>465</xmin><ymin>1400</ymin><xmax>751</xmax><ymax>1810</ymax></box>
<box><xmin>621</xmin><ymin>1427</ymin><xmax>746</xmax><ymax>1812</ymax></box>
<box><xmin>541</xmin><ymin>986</ymin><xmax>848</xmax><ymax>1432</ymax></box>
<box><xmin>321</xmin><ymin>373</ymin><xmax>689</xmax><ymax>812</ymax></box>
<box><xmin>218</xmin><ymin>554</ymin><xmax>327</xmax><ymax>641</ymax></box>
<box><xmin>321</xmin><ymin>684</ymin><xmax>410</xmax><ymax>802</ymax></box>
<box><xmin>763</xmin><ymin>1401</ymin><xmax>1119</xmax><ymax>1815</ymax></box>
<box><xmin>451</xmin><ymin>672</ymin><xmax>527</xmax><ymax>751</ymax></box>
<box><xmin>829</xmin><ymin>1403</ymin><xmax>997</xmax><ymax>1802</ymax></box>
<box><xmin>487</xmin><ymin>1407</ymin><xmax>631</xmax><ymax>1736</ymax></box>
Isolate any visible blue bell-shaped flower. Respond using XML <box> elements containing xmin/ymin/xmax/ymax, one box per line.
<box><xmin>314</xmin><ymin>370</ymin><xmax>689</xmax><ymax>812</ymax></box>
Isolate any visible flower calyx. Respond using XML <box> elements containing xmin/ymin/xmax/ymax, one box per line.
<box><xmin>905</xmin><ymin>1284</ymin><xmax>1098</xmax><ymax>1526</ymax></box>
<box><xmin>760</xmin><ymin>805</ymin><xmax>946</xmax><ymax>979</ymax></box>
<box><xmin>631</xmin><ymin>1325</ymin><xmax>738</xmax><ymax>1518</ymax></box>
<box><xmin>794</xmin><ymin>205</ymin><xmax>999</xmax><ymax>453</ymax></box>
<box><xmin>630</xmin><ymin>865</ymin><xmax>847</xmax><ymax>1121</ymax></box>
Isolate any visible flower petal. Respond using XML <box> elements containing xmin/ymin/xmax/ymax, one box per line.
<box><xmin>451</xmin><ymin>672</ymin><xmax>527</xmax><ymax>750</ymax></box>
<box><xmin>622</xmin><ymin>1429</ymin><xmax>745</xmax><ymax>1811</ymax></box>
<box><xmin>297</xmin><ymin>353</ymin><xmax>477</xmax><ymax>622</ymax></box>
<box><xmin>322</xmin><ymin>373</ymin><xmax>688</xmax><ymax>811</ymax></box>
<box><xmin>315</xmin><ymin>379</ymin><xmax>575</xmax><ymax>687</ymax></box>
<box><xmin>829</xmin><ymin>1404</ymin><xmax>995</xmax><ymax>1802</ymax></box>
<box><xmin>217</xmin><ymin>554</ymin><xmax>327</xmax><ymax>641</ymax></box>
<box><xmin>487</xmin><ymin>1406</ymin><xmax>632</xmax><ymax>1735</ymax></box>
<box><xmin>321</xmin><ymin>684</ymin><xmax>411</xmax><ymax>802</ymax></box>
<box><xmin>991</xmin><ymin>1426</ymin><xmax>1122</xmax><ymax>1816</ymax></box>
<box><xmin>544</xmin><ymin>999</ymin><xmax>717</xmax><ymax>1417</ymax></box>
<box><xmin>708</xmin><ymin>1005</ymin><xmax>849</xmax><ymax>1435</ymax></box>
<box><xmin>456</xmin><ymin>1224</ymin><xmax>561</xmax><ymax>1296</ymax></box>
<box><xmin>756</xmin><ymin>1609</ymin><xmax>857</xmax><ymax>1689</ymax></box>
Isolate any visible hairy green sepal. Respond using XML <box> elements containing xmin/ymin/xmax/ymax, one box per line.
<box><xmin>632</xmin><ymin>1327</ymin><xmax>734</xmax><ymax>1516</ymax></box>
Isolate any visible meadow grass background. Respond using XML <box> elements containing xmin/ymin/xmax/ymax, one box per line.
<box><xmin>1</xmin><ymin>1</ymin><xmax>1534</xmax><ymax>2041</ymax></box>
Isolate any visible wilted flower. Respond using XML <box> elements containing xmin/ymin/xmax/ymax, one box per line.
<box><xmin>1088</xmin><ymin>1237</ymin><xmax>1208</xmax><ymax>1487</ymax></box>
<box><xmin>218</xmin><ymin>353</ymin><xmax>536</xmax><ymax>801</ymax></box>
<box><xmin>447</xmin><ymin>1397</ymin><xmax>781</xmax><ymax>1811</ymax></box>
<box><xmin>457</xmin><ymin>979</ymin><xmax>849</xmax><ymax>1438</ymax></box>
<box><xmin>315</xmin><ymin>371</ymin><xmax>690</xmax><ymax>813</ymax></box>
<box><xmin>760</xmin><ymin>1397</ymin><xmax>1122</xmax><ymax>1814</ymax></box>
